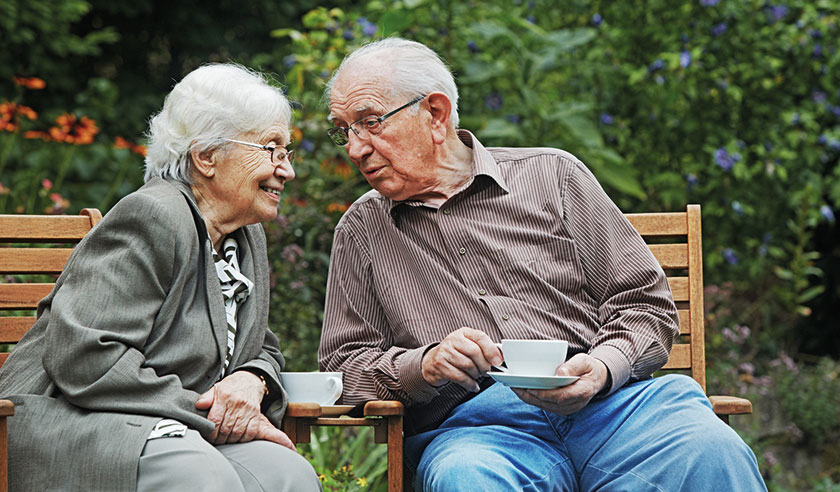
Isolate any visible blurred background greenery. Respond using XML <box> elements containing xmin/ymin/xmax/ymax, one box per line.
<box><xmin>1</xmin><ymin>0</ymin><xmax>839</xmax><ymax>490</ymax></box>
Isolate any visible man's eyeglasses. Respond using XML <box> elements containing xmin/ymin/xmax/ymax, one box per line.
<box><xmin>222</xmin><ymin>138</ymin><xmax>295</xmax><ymax>165</ymax></box>
<box><xmin>327</xmin><ymin>94</ymin><xmax>427</xmax><ymax>146</ymax></box>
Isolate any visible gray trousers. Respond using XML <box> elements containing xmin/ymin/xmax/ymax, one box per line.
<box><xmin>137</xmin><ymin>430</ymin><xmax>321</xmax><ymax>492</ymax></box>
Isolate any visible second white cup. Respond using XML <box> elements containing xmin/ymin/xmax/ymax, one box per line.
<box><xmin>500</xmin><ymin>339</ymin><xmax>568</xmax><ymax>376</ymax></box>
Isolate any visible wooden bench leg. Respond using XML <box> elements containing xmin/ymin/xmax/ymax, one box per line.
<box><xmin>387</xmin><ymin>415</ymin><xmax>403</xmax><ymax>492</ymax></box>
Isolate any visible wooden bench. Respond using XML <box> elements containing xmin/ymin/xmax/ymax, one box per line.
<box><xmin>0</xmin><ymin>204</ymin><xmax>750</xmax><ymax>492</ymax></box>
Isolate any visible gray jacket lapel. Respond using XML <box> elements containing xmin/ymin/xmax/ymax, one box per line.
<box><xmin>170</xmin><ymin>180</ymin><xmax>229</xmax><ymax>372</ymax></box>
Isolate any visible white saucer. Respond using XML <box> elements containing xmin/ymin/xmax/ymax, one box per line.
<box><xmin>488</xmin><ymin>371</ymin><xmax>579</xmax><ymax>390</ymax></box>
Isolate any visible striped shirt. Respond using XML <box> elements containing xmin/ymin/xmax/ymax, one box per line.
<box><xmin>319</xmin><ymin>130</ymin><xmax>679</xmax><ymax>435</ymax></box>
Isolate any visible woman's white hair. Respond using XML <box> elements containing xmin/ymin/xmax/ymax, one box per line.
<box><xmin>326</xmin><ymin>38</ymin><xmax>460</xmax><ymax>128</ymax></box>
<box><xmin>144</xmin><ymin>63</ymin><xmax>291</xmax><ymax>183</ymax></box>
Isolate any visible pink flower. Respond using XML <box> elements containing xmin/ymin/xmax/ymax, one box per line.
<box><xmin>41</xmin><ymin>178</ymin><xmax>52</xmax><ymax>190</ymax></box>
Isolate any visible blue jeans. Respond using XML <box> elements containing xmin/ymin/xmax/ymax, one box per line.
<box><xmin>405</xmin><ymin>375</ymin><xmax>766</xmax><ymax>491</ymax></box>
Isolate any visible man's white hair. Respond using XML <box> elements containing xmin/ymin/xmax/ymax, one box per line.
<box><xmin>326</xmin><ymin>38</ymin><xmax>460</xmax><ymax>127</ymax></box>
<box><xmin>144</xmin><ymin>63</ymin><xmax>291</xmax><ymax>183</ymax></box>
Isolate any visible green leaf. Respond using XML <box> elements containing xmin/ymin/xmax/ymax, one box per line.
<box><xmin>476</xmin><ymin>118</ymin><xmax>522</xmax><ymax>142</ymax></box>
<box><xmin>380</xmin><ymin>9</ymin><xmax>414</xmax><ymax>36</ymax></box>
<box><xmin>797</xmin><ymin>285</ymin><xmax>825</xmax><ymax>303</ymax></box>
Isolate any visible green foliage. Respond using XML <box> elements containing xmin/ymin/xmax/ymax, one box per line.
<box><xmin>774</xmin><ymin>356</ymin><xmax>840</xmax><ymax>446</ymax></box>
<box><xmin>300</xmin><ymin>426</ymin><xmax>387</xmax><ymax>492</ymax></box>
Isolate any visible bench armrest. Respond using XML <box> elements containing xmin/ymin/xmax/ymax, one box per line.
<box><xmin>709</xmin><ymin>395</ymin><xmax>752</xmax><ymax>415</ymax></box>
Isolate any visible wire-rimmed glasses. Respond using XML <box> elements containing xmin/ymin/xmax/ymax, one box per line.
<box><xmin>327</xmin><ymin>94</ymin><xmax>427</xmax><ymax>146</ymax></box>
<box><xmin>222</xmin><ymin>138</ymin><xmax>295</xmax><ymax>165</ymax></box>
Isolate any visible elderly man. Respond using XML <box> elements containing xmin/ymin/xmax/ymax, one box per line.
<box><xmin>319</xmin><ymin>38</ymin><xmax>766</xmax><ymax>491</ymax></box>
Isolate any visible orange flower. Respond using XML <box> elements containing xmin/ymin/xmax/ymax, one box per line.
<box><xmin>0</xmin><ymin>101</ymin><xmax>38</xmax><ymax>132</ymax></box>
<box><xmin>47</xmin><ymin>113</ymin><xmax>99</xmax><ymax>145</ymax></box>
<box><xmin>131</xmin><ymin>144</ymin><xmax>147</xmax><ymax>157</ymax></box>
<box><xmin>326</xmin><ymin>202</ymin><xmax>349</xmax><ymax>213</ymax></box>
<box><xmin>24</xmin><ymin>130</ymin><xmax>50</xmax><ymax>140</ymax></box>
<box><xmin>291</xmin><ymin>126</ymin><xmax>303</xmax><ymax>143</ymax></box>
<box><xmin>114</xmin><ymin>136</ymin><xmax>132</xmax><ymax>149</ymax></box>
<box><xmin>13</xmin><ymin>76</ymin><xmax>46</xmax><ymax>90</ymax></box>
<box><xmin>114</xmin><ymin>136</ymin><xmax>147</xmax><ymax>157</ymax></box>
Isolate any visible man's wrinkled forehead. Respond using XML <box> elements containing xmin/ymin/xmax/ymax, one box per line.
<box><xmin>328</xmin><ymin>63</ymin><xmax>393</xmax><ymax>122</ymax></box>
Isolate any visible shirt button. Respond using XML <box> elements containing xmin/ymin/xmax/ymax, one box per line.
<box><xmin>458</xmin><ymin>247</ymin><xmax>466</xmax><ymax>255</ymax></box>
<box><xmin>478</xmin><ymin>289</ymin><xmax>487</xmax><ymax>295</ymax></box>
<box><xmin>443</xmin><ymin>209</ymin><xmax>451</xmax><ymax>215</ymax></box>
<box><xmin>502</xmin><ymin>314</ymin><xmax>510</xmax><ymax>320</ymax></box>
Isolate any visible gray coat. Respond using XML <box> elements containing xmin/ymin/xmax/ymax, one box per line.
<box><xmin>0</xmin><ymin>177</ymin><xmax>288</xmax><ymax>491</ymax></box>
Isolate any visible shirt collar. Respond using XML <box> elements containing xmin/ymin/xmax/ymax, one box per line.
<box><xmin>387</xmin><ymin>129</ymin><xmax>510</xmax><ymax>214</ymax></box>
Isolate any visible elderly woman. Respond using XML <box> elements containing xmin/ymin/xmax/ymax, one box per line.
<box><xmin>0</xmin><ymin>64</ymin><xmax>321</xmax><ymax>491</ymax></box>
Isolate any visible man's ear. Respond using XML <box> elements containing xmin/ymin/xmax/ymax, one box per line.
<box><xmin>427</xmin><ymin>93</ymin><xmax>452</xmax><ymax>144</ymax></box>
<box><xmin>190</xmin><ymin>146</ymin><xmax>217</xmax><ymax>179</ymax></box>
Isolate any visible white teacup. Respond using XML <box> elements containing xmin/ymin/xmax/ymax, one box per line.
<box><xmin>499</xmin><ymin>339</ymin><xmax>568</xmax><ymax>376</ymax></box>
<box><xmin>279</xmin><ymin>372</ymin><xmax>343</xmax><ymax>405</ymax></box>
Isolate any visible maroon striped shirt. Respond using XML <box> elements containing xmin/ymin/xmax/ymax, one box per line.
<box><xmin>319</xmin><ymin>130</ymin><xmax>679</xmax><ymax>434</ymax></box>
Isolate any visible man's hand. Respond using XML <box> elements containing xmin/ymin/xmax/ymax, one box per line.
<box><xmin>511</xmin><ymin>353</ymin><xmax>609</xmax><ymax>415</ymax></box>
<box><xmin>195</xmin><ymin>371</ymin><xmax>293</xmax><ymax>449</ymax></box>
<box><xmin>421</xmin><ymin>327</ymin><xmax>502</xmax><ymax>392</ymax></box>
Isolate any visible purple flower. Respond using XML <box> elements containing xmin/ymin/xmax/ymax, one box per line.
<box><xmin>685</xmin><ymin>173</ymin><xmax>699</xmax><ymax>189</ymax></box>
<box><xmin>700</xmin><ymin>0</ymin><xmax>719</xmax><ymax>5</ymax></box>
<box><xmin>467</xmin><ymin>40</ymin><xmax>480</xmax><ymax>53</ymax></box>
<box><xmin>300</xmin><ymin>139</ymin><xmax>315</xmax><ymax>153</ymax></box>
<box><xmin>723</xmin><ymin>248</ymin><xmax>738</xmax><ymax>265</ymax></box>
<box><xmin>485</xmin><ymin>92</ymin><xmax>503</xmax><ymax>110</ymax></box>
<box><xmin>813</xmin><ymin>43</ymin><xmax>823</xmax><ymax>58</ymax></box>
<box><xmin>767</xmin><ymin>5</ymin><xmax>789</xmax><ymax>22</ymax></box>
<box><xmin>283</xmin><ymin>55</ymin><xmax>297</xmax><ymax>68</ymax></box>
<box><xmin>600</xmin><ymin>113</ymin><xmax>614</xmax><ymax>125</ymax></box>
<box><xmin>505</xmin><ymin>114</ymin><xmax>521</xmax><ymax>124</ymax></box>
<box><xmin>357</xmin><ymin>17</ymin><xmax>377</xmax><ymax>37</ymax></box>
<box><xmin>812</xmin><ymin>91</ymin><xmax>827</xmax><ymax>103</ymax></box>
<box><xmin>648</xmin><ymin>59</ymin><xmax>664</xmax><ymax>72</ymax></box>
<box><xmin>712</xmin><ymin>22</ymin><xmax>727</xmax><ymax>36</ymax></box>
<box><xmin>679</xmin><ymin>51</ymin><xmax>691</xmax><ymax>68</ymax></box>
<box><xmin>281</xmin><ymin>244</ymin><xmax>304</xmax><ymax>264</ymax></box>
<box><xmin>738</xmin><ymin>362</ymin><xmax>754</xmax><ymax>376</ymax></box>
<box><xmin>714</xmin><ymin>148</ymin><xmax>736</xmax><ymax>171</ymax></box>
<box><xmin>818</xmin><ymin>134</ymin><xmax>827</xmax><ymax>144</ymax></box>
<box><xmin>832</xmin><ymin>106</ymin><xmax>840</xmax><ymax>117</ymax></box>
<box><xmin>592</xmin><ymin>13</ymin><xmax>603</xmax><ymax>27</ymax></box>
<box><xmin>830</xmin><ymin>140</ymin><xmax>840</xmax><ymax>151</ymax></box>
<box><xmin>821</xmin><ymin>205</ymin><xmax>835</xmax><ymax>222</ymax></box>
<box><xmin>343</xmin><ymin>29</ymin><xmax>354</xmax><ymax>41</ymax></box>
<box><xmin>810</xmin><ymin>29</ymin><xmax>822</xmax><ymax>39</ymax></box>
<box><xmin>526</xmin><ymin>15</ymin><xmax>536</xmax><ymax>24</ymax></box>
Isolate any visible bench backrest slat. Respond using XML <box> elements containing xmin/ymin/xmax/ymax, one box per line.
<box><xmin>0</xmin><ymin>209</ymin><xmax>102</xmax><ymax>369</ymax></box>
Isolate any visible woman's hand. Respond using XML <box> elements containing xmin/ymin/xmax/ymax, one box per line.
<box><xmin>195</xmin><ymin>371</ymin><xmax>294</xmax><ymax>450</ymax></box>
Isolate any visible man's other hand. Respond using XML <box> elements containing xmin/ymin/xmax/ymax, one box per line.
<box><xmin>511</xmin><ymin>353</ymin><xmax>609</xmax><ymax>415</ymax></box>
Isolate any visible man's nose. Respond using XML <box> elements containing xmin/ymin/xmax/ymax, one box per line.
<box><xmin>345</xmin><ymin>131</ymin><xmax>374</xmax><ymax>163</ymax></box>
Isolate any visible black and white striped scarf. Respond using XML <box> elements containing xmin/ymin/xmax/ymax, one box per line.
<box><xmin>212</xmin><ymin>236</ymin><xmax>254</xmax><ymax>377</ymax></box>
